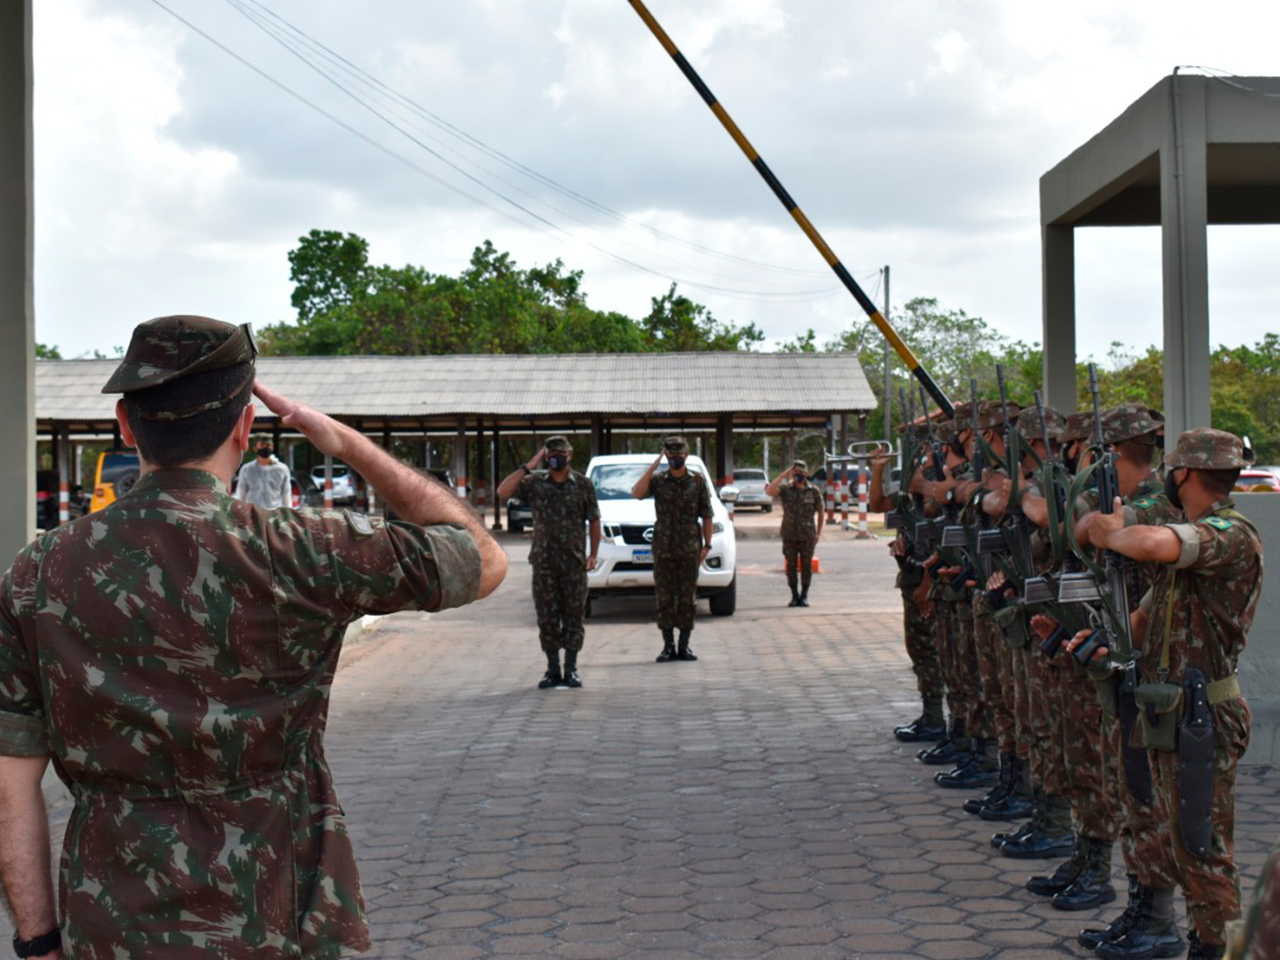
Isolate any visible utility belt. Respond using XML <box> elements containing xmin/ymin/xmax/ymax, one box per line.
<box><xmin>991</xmin><ymin>602</ymin><xmax>1031</xmax><ymax>650</ymax></box>
<box><xmin>1132</xmin><ymin>673</ymin><xmax>1240</xmax><ymax>752</ymax></box>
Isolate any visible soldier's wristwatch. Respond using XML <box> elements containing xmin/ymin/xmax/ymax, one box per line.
<box><xmin>13</xmin><ymin>928</ymin><xmax>62</xmax><ymax>958</ymax></box>
<box><xmin>520</xmin><ymin>464</ymin><xmax>532</xmax><ymax>475</ymax></box>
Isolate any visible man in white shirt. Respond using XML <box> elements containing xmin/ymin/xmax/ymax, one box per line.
<box><xmin>234</xmin><ymin>438</ymin><xmax>292</xmax><ymax>509</ymax></box>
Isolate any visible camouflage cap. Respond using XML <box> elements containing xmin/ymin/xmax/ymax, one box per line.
<box><xmin>544</xmin><ymin>435</ymin><xmax>572</xmax><ymax>452</ymax></box>
<box><xmin>103</xmin><ymin>315</ymin><xmax>257</xmax><ymax>395</ymax></box>
<box><xmin>935</xmin><ymin>418</ymin><xmax>956</xmax><ymax>444</ymax></box>
<box><xmin>791</xmin><ymin>459</ymin><xmax>808</xmax><ymax>473</ymax></box>
<box><xmin>1058</xmin><ymin>411</ymin><xmax>1094</xmax><ymax>443</ymax></box>
<box><xmin>1099</xmin><ymin>403</ymin><xmax>1161</xmax><ymax>445</ymax></box>
<box><xmin>1015</xmin><ymin>404</ymin><xmax>1064</xmax><ymax>442</ymax></box>
<box><xmin>1164</xmin><ymin>428</ymin><xmax>1253</xmax><ymax>470</ymax></box>
<box><xmin>663</xmin><ymin>435</ymin><xmax>689</xmax><ymax>455</ymax></box>
<box><xmin>974</xmin><ymin>400</ymin><xmax>1016</xmax><ymax>432</ymax></box>
<box><xmin>948</xmin><ymin>402</ymin><xmax>975</xmax><ymax>434</ymax></box>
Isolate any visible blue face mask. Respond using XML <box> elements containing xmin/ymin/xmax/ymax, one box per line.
<box><xmin>667</xmin><ymin>456</ymin><xmax>686</xmax><ymax>471</ymax></box>
<box><xmin>548</xmin><ymin>454</ymin><xmax>569</xmax><ymax>471</ymax></box>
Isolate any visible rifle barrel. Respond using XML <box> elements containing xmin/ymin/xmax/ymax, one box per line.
<box><xmin>627</xmin><ymin>0</ymin><xmax>953</xmax><ymax>416</ymax></box>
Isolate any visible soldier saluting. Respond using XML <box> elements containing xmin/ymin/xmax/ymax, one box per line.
<box><xmin>498</xmin><ymin>436</ymin><xmax>602</xmax><ymax>689</ymax></box>
<box><xmin>632</xmin><ymin>436</ymin><xmax>713</xmax><ymax>663</ymax></box>
<box><xmin>765</xmin><ymin>459</ymin><xmax>825</xmax><ymax>607</ymax></box>
<box><xmin>0</xmin><ymin>316</ymin><xmax>506</xmax><ymax>959</ymax></box>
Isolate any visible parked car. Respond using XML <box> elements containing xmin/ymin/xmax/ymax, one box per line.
<box><xmin>90</xmin><ymin>450</ymin><xmax>140</xmax><ymax>513</ymax></box>
<box><xmin>730</xmin><ymin>468</ymin><xmax>772</xmax><ymax>511</ymax></box>
<box><xmin>309</xmin><ymin>463</ymin><xmax>356</xmax><ymax>504</ymax></box>
<box><xmin>506</xmin><ymin>497</ymin><xmax>533</xmax><ymax>533</ymax></box>
<box><xmin>584</xmin><ymin>453</ymin><xmax>737</xmax><ymax>617</ymax></box>
<box><xmin>1234</xmin><ymin>469</ymin><xmax>1280</xmax><ymax>492</ymax></box>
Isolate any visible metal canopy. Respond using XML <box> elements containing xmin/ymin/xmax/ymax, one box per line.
<box><xmin>36</xmin><ymin>352</ymin><xmax>876</xmax><ymax>436</ymax></box>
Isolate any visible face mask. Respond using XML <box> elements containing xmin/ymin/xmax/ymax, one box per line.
<box><xmin>547</xmin><ymin>454</ymin><xmax>569</xmax><ymax>471</ymax></box>
<box><xmin>667</xmin><ymin>456</ymin><xmax>686</xmax><ymax>471</ymax></box>
<box><xmin>948</xmin><ymin>437</ymin><xmax>966</xmax><ymax>458</ymax></box>
<box><xmin>1062</xmin><ymin>446</ymin><xmax>1078</xmax><ymax>474</ymax></box>
<box><xmin>793</xmin><ymin>474</ymin><xmax>807</xmax><ymax>484</ymax></box>
<box><xmin>1164</xmin><ymin>469</ymin><xmax>1186</xmax><ymax>510</ymax></box>
<box><xmin>257</xmin><ymin>447</ymin><xmax>273</xmax><ymax>459</ymax></box>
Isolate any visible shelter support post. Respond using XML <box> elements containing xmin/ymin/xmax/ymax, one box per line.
<box><xmin>0</xmin><ymin>0</ymin><xmax>34</xmax><ymax>560</ymax></box>
<box><xmin>1041</xmin><ymin>224</ymin><xmax>1076</xmax><ymax>413</ymax></box>
<box><xmin>452</xmin><ymin>427</ymin><xmax>467</xmax><ymax>499</ymax></box>
<box><xmin>491</xmin><ymin>425</ymin><xmax>502</xmax><ymax>531</ymax></box>
<box><xmin>1161</xmin><ymin>73</ymin><xmax>1211</xmax><ymax>444</ymax></box>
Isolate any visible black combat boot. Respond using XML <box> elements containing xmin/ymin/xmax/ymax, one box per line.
<box><xmin>1095</xmin><ymin>887</ymin><xmax>1184</xmax><ymax>960</ymax></box>
<box><xmin>788</xmin><ymin>586</ymin><xmax>801</xmax><ymax>607</ymax></box>
<box><xmin>963</xmin><ymin>751</ymin><xmax>1013</xmax><ymax>815</ymax></box>
<box><xmin>992</xmin><ymin>789</ymin><xmax>1043</xmax><ymax>850</ymax></box>
<box><xmin>563</xmin><ymin>649</ymin><xmax>582</xmax><ymax>688</ymax></box>
<box><xmin>894</xmin><ymin>698</ymin><xmax>947</xmax><ymax>743</ymax></box>
<box><xmin>999</xmin><ymin>793</ymin><xmax>1074</xmax><ymax>859</ymax></box>
<box><xmin>797</xmin><ymin>587</ymin><xmax>810</xmax><ymax>607</ymax></box>
<box><xmin>676</xmin><ymin>628</ymin><xmax>698</xmax><ymax>661</ymax></box>
<box><xmin>656</xmin><ymin>628</ymin><xmax>676</xmax><ymax>662</ymax></box>
<box><xmin>980</xmin><ymin>756</ymin><xmax>1035</xmax><ymax>821</ymax></box>
<box><xmin>1026</xmin><ymin>834</ymin><xmax>1086</xmax><ymax>896</ymax></box>
<box><xmin>1078</xmin><ymin>876</ymin><xmax>1144</xmax><ymax>950</ymax></box>
<box><xmin>1051</xmin><ymin>836</ymin><xmax>1116</xmax><ymax>910</ymax></box>
<box><xmin>934</xmin><ymin>739</ymin><xmax>999</xmax><ymax>789</ymax></box>
<box><xmin>918</xmin><ymin>717</ymin><xmax>969</xmax><ymax>765</ymax></box>
<box><xmin>1186</xmin><ymin>931</ymin><xmax>1225</xmax><ymax>960</ymax></box>
<box><xmin>538</xmin><ymin>652</ymin><xmax>562</xmax><ymax>688</ymax></box>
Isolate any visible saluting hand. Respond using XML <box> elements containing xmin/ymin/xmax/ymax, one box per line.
<box><xmin>253</xmin><ymin>382</ymin><xmax>347</xmax><ymax>459</ymax></box>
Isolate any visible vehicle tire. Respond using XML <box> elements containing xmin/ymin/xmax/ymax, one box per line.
<box><xmin>584</xmin><ymin>595</ymin><xmax>595</xmax><ymax>619</ymax></box>
<box><xmin>763</xmin><ymin>505</ymin><xmax>772</xmax><ymax>513</ymax></box>
<box><xmin>709</xmin><ymin>576</ymin><xmax>736</xmax><ymax>616</ymax></box>
<box><xmin>116</xmin><ymin>469</ymin><xmax>140</xmax><ymax>497</ymax></box>
<box><xmin>509</xmin><ymin>520</ymin><xmax>523</xmax><ymax>534</ymax></box>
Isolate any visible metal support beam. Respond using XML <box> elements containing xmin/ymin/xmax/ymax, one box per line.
<box><xmin>0</xmin><ymin>0</ymin><xmax>35</xmax><ymax>559</ymax></box>
<box><xmin>1041</xmin><ymin>224</ymin><xmax>1077</xmax><ymax>412</ymax></box>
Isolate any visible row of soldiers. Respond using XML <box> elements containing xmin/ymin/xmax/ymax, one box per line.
<box><xmin>869</xmin><ymin>372</ymin><xmax>1266</xmax><ymax>960</ymax></box>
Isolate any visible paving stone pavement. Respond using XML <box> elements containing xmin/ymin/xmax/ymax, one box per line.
<box><xmin>7</xmin><ymin>531</ymin><xmax>1277</xmax><ymax>958</ymax></box>
<box><xmin>323</xmin><ymin>534</ymin><xmax>1280</xmax><ymax>959</ymax></box>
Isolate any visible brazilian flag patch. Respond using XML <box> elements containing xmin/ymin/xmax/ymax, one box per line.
<box><xmin>1204</xmin><ymin>516</ymin><xmax>1233</xmax><ymax>531</ymax></box>
<box><xmin>1131</xmin><ymin>497</ymin><xmax>1156</xmax><ymax>509</ymax></box>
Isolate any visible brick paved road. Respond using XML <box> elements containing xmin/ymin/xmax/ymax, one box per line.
<box><xmin>325</xmin><ymin>531</ymin><xmax>1280</xmax><ymax>959</ymax></box>
<box><xmin>8</xmin><ymin>527</ymin><xmax>1277</xmax><ymax>957</ymax></box>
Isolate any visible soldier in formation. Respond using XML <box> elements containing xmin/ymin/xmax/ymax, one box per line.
<box><xmin>884</xmin><ymin>371</ymin><xmax>1263</xmax><ymax>960</ymax></box>
<box><xmin>497</xmin><ymin>435</ymin><xmax>602</xmax><ymax>689</ymax></box>
<box><xmin>765</xmin><ymin>459</ymin><xmax>825</xmax><ymax>607</ymax></box>
<box><xmin>632</xmin><ymin>436</ymin><xmax>713</xmax><ymax>663</ymax></box>
<box><xmin>0</xmin><ymin>316</ymin><xmax>507</xmax><ymax>958</ymax></box>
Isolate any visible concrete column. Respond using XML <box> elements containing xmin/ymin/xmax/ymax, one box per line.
<box><xmin>0</xmin><ymin>0</ymin><xmax>35</xmax><ymax>559</ymax></box>
<box><xmin>490</xmin><ymin>425</ymin><xmax>502</xmax><ymax>531</ymax></box>
<box><xmin>715</xmin><ymin>414</ymin><xmax>733</xmax><ymax>487</ymax></box>
<box><xmin>1161</xmin><ymin>73</ymin><xmax>1212</xmax><ymax>445</ymax></box>
<box><xmin>1041</xmin><ymin>224</ymin><xmax>1077</xmax><ymax>412</ymax></box>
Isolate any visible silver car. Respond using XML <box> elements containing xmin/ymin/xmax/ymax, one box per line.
<box><xmin>729</xmin><ymin>468</ymin><xmax>772</xmax><ymax>512</ymax></box>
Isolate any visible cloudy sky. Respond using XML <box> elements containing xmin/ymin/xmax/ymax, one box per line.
<box><xmin>34</xmin><ymin>0</ymin><xmax>1280</xmax><ymax>363</ymax></box>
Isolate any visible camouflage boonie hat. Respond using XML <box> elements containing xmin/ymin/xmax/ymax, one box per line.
<box><xmin>544</xmin><ymin>435</ymin><xmax>572</xmax><ymax>452</ymax></box>
<box><xmin>935</xmin><ymin>418</ymin><xmax>956</xmax><ymax>444</ymax></box>
<box><xmin>103</xmin><ymin>315</ymin><xmax>257</xmax><ymax>395</ymax></box>
<box><xmin>1058</xmin><ymin>411</ymin><xmax>1094</xmax><ymax>444</ymax></box>
<box><xmin>973</xmin><ymin>400</ymin><xmax>1015</xmax><ymax>432</ymax></box>
<box><xmin>1164</xmin><ymin>428</ymin><xmax>1253</xmax><ymax>470</ymax></box>
<box><xmin>1099</xmin><ymin>403</ymin><xmax>1161</xmax><ymax>445</ymax></box>
<box><xmin>663</xmin><ymin>435</ymin><xmax>689</xmax><ymax>455</ymax></box>
<box><xmin>1015</xmin><ymin>405</ymin><xmax>1064</xmax><ymax>441</ymax></box>
<box><xmin>791</xmin><ymin>459</ymin><xmax>808</xmax><ymax>473</ymax></box>
<box><xmin>948</xmin><ymin>402</ymin><xmax>975</xmax><ymax>434</ymax></box>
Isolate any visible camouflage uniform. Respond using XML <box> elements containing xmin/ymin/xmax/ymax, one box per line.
<box><xmin>0</xmin><ymin>317</ymin><xmax>484</xmax><ymax>959</ymax></box>
<box><xmin>515</xmin><ymin>467</ymin><xmax>600</xmax><ymax>654</ymax></box>
<box><xmin>778</xmin><ymin>474</ymin><xmax>823</xmax><ymax>593</ymax></box>
<box><xmin>1227</xmin><ymin>833</ymin><xmax>1280</xmax><ymax>959</ymax></box>
<box><xmin>646</xmin><ymin>467</ymin><xmax>712</xmax><ymax>632</ymax></box>
<box><xmin>1137</xmin><ymin>430</ymin><xmax>1264</xmax><ymax>948</ymax></box>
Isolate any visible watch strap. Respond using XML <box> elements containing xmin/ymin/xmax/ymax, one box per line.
<box><xmin>13</xmin><ymin>928</ymin><xmax>62</xmax><ymax>958</ymax></box>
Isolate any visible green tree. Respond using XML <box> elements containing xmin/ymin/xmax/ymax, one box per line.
<box><xmin>36</xmin><ymin>343</ymin><xmax>62</xmax><ymax>359</ymax></box>
<box><xmin>642</xmin><ymin>285</ymin><xmax>763</xmax><ymax>352</ymax></box>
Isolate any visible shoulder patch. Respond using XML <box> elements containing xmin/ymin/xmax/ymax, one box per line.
<box><xmin>1203</xmin><ymin>516</ymin><xmax>1233</xmax><ymax>531</ymax></box>
<box><xmin>344</xmin><ymin>509</ymin><xmax>376</xmax><ymax>537</ymax></box>
<box><xmin>1130</xmin><ymin>497</ymin><xmax>1156</xmax><ymax>510</ymax></box>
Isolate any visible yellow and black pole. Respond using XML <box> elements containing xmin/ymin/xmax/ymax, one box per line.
<box><xmin>627</xmin><ymin>0</ymin><xmax>954</xmax><ymax>416</ymax></box>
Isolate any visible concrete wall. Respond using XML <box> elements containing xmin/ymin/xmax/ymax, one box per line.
<box><xmin>1237</xmin><ymin>493</ymin><xmax>1280</xmax><ymax>765</ymax></box>
<box><xmin>0</xmin><ymin>0</ymin><xmax>35</xmax><ymax>567</ymax></box>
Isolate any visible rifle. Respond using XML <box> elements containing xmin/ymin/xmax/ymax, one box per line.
<box><xmin>1066</xmin><ymin>364</ymin><xmax>1135</xmax><ymax>668</ymax></box>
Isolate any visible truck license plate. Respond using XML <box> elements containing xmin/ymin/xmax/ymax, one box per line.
<box><xmin>632</xmin><ymin>549</ymin><xmax>653</xmax><ymax>564</ymax></box>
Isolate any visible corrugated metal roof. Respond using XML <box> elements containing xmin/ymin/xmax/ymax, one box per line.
<box><xmin>37</xmin><ymin>353</ymin><xmax>875</xmax><ymax>421</ymax></box>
